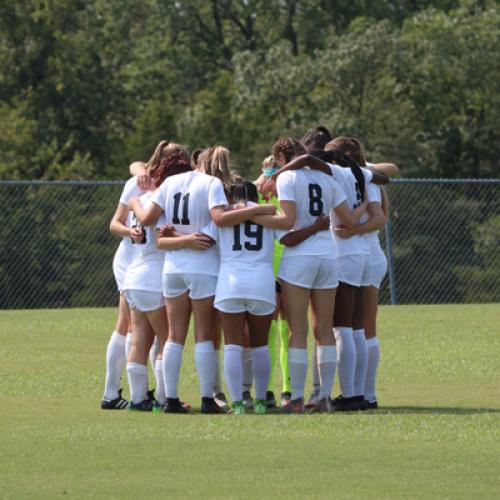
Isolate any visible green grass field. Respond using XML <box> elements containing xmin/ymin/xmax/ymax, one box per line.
<box><xmin>1</xmin><ymin>304</ymin><xmax>499</xmax><ymax>499</ymax></box>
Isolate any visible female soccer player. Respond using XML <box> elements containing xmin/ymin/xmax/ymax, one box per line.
<box><xmin>201</xmin><ymin>181</ymin><xmax>282</xmax><ymax>414</ymax></box>
<box><xmin>101</xmin><ymin>161</ymin><xmax>152</xmax><ymax>410</ymax></box>
<box><xmin>129</xmin><ymin>150</ymin><xmax>276</xmax><ymax>413</ymax></box>
<box><xmin>123</xmin><ymin>151</ymin><xmax>192</xmax><ymax>411</ymax></box>
<box><xmin>330</xmin><ymin>137</ymin><xmax>397</xmax><ymax>409</ymax></box>
<box><xmin>255</xmin><ymin>138</ymin><xmax>368</xmax><ymax>413</ymax></box>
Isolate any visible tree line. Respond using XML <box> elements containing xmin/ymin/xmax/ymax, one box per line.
<box><xmin>0</xmin><ymin>0</ymin><xmax>498</xmax><ymax>181</ymax></box>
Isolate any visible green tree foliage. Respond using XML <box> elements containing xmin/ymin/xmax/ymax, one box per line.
<box><xmin>0</xmin><ymin>0</ymin><xmax>498</xmax><ymax>180</ymax></box>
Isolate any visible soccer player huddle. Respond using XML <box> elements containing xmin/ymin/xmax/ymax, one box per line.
<box><xmin>101</xmin><ymin>126</ymin><xmax>398</xmax><ymax>415</ymax></box>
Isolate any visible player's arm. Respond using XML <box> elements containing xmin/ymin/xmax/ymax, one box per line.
<box><xmin>210</xmin><ymin>203</ymin><xmax>276</xmax><ymax>228</ymax></box>
<box><xmin>333</xmin><ymin>199</ymin><xmax>368</xmax><ymax>229</ymax></box>
<box><xmin>251</xmin><ymin>200</ymin><xmax>296</xmax><ymax>230</ymax></box>
<box><xmin>129</xmin><ymin>162</ymin><xmax>153</xmax><ymax>190</ymax></box>
<box><xmin>280</xmin><ymin>215</ymin><xmax>330</xmax><ymax>247</ymax></box>
<box><xmin>155</xmin><ymin>229</ymin><xmax>213</xmax><ymax>251</ymax></box>
<box><xmin>367</xmin><ymin>162</ymin><xmax>399</xmax><ymax>178</ymax></box>
<box><xmin>110</xmin><ymin>203</ymin><xmax>147</xmax><ymax>243</ymax></box>
<box><xmin>128</xmin><ymin>198</ymin><xmax>163</xmax><ymax>226</ymax></box>
<box><xmin>335</xmin><ymin>202</ymin><xmax>386</xmax><ymax>239</ymax></box>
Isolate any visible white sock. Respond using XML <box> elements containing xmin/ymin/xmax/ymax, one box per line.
<box><xmin>126</xmin><ymin>362</ymin><xmax>148</xmax><ymax>404</ymax></box>
<box><xmin>103</xmin><ymin>331</ymin><xmax>127</xmax><ymax>400</ymax></box>
<box><xmin>365</xmin><ymin>337</ymin><xmax>381</xmax><ymax>402</ymax></box>
<box><xmin>213</xmin><ymin>349</ymin><xmax>222</xmax><ymax>395</ymax></box>
<box><xmin>154</xmin><ymin>359</ymin><xmax>166</xmax><ymax>404</ymax></box>
<box><xmin>334</xmin><ymin>327</ymin><xmax>356</xmax><ymax>398</ymax></box>
<box><xmin>288</xmin><ymin>348</ymin><xmax>308</xmax><ymax>400</ymax></box>
<box><xmin>353</xmin><ymin>329</ymin><xmax>368</xmax><ymax>396</ymax></box>
<box><xmin>317</xmin><ymin>345</ymin><xmax>337</xmax><ymax>399</ymax></box>
<box><xmin>195</xmin><ymin>341</ymin><xmax>216</xmax><ymax>399</ymax></box>
<box><xmin>312</xmin><ymin>346</ymin><xmax>320</xmax><ymax>395</ymax></box>
<box><xmin>252</xmin><ymin>346</ymin><xmax>270</xmax><ymax>400</ymax></box>
<box><xmin>163</xmin><ymin>341</ymin><xmax>183</xmax><ymax>399</ymax></box>
<box><xmin>149</xmin><ymin>336</ymin><xmax>159</xmax><ymax>369</ymax></box>
<box><xmin>125</xmin><ymin>332</ymin><xmax>132</xmax><ymax>358</ymax></box>
<box><xmin>224</xmin><ymin>344</ymin><xmax>243</xmax><ymax>402</ymax></box>
<box><xmin>242</xmin><ymin>348</ymin><xmax>253</xmax><ymax>393</ymax></box>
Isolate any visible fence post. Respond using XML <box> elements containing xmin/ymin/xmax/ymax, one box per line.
<box><xmin>385</xmin><ymin>216</ymin><xmax>398</xmax><ymax>305</ymax></box>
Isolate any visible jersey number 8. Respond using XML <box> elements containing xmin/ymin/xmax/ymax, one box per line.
<box><xmin>308</xmin><ymin>184</ymin><xmax>323</xmax><ymax>216</ymax></box>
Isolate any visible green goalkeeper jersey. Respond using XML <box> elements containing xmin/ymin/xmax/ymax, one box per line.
<box><xmin>259</xmin><ymin>193</ymin><xmax>284</xmax><ymax>278</ymax></box>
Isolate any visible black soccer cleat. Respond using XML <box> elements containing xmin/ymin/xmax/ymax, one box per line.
<box><xmin>163</xmin><ymin>397</ymin><xmax>190</xmax><ymax>414</ymax></box>
<box><xmin>101</xmin><ymin>388</ymin><xmax>129</xmax><ymax>410</ymax></box>
<box><xmin>201</xmin><ymin>397</ymin><xmax>227</xmax><ymax>414</ymax></box>
<box><xmin>365</xmin><ymin>399</ymin><xmax>378</xmax><ymax>410</ymax></box>
<box><xmin>129</xmin><ymin>398</ymin><xmax>155</xmax><ymax>412</ymax></box>
<box><xmin>332</xmin><ymin>395</ymin><xmax>359</xmax><ymax>412</ymax></box>
<box><xmin>266</xmin><ymin>390</ymin><xmax>277</xmax><ymax>409</ymax></box>
<box><xmin>354</xmin><ymin>395</ymin><xmax>368</xmax><ymax>411</ymax></box>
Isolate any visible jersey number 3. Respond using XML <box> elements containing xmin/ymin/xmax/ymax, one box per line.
<box><xmin>309</xmin><ymin>184</ymin><xmax>323</xmax><ymax>216</ymax></box>
<box><xmin>172</xmin><ymin>193</ymin><xmax>190</xmax><ymax>225</ymax></box>
<box><xmin>233</xmin><ymin>222</ymin><xmax>263</xmax><ymax>251</ymax></box>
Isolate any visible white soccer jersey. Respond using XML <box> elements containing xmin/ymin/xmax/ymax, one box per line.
<box><xmin>277</xmin><ymin>169</ymin><xmax>346</xmax><ymax>258</ymax></box>
<box><xmin>112</xmin><ymin>177</ymin><xmax>146</xmax><ymax>289</ymax></box>
<box><xmin>123</xmin><ymin>192</ymin><xmax>166</xmax><ymax>293</ymax></box>
<box><xmin>202</xmin><ymin>207</ymin><xmax>278</xmax><ymax>306</ymax></box>
<box><xmin>151</xmin><ymin>171</ymin><xmax>228</xmax><ymax>276</ymax></box>
<box><xmin>329</xmin><ymin>164</ymin><xmax>376</xmax><ymax>257</ymax></box>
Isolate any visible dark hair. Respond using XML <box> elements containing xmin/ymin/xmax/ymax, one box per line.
<box><xmin>327</xmin><ymin>136</ymin><xmax>367</xmax><ymax>166</ymax></box>
<box><xmin>191</xmin><ymin>148</ymin><xmax>203</xmax><ymax>167</ymax></box>
<box><xmin>153</xmin><ymin>152</ymin><xmax>192</xmax><ymax>187</ymax></box>
<box><xmin>231</xmin><ymin>181</ymin><xmax>259</xmax><ymax>204</ymax></box>
<box><xmin>272</xmin><ymin>137</ymin><xmax>306</xmax><ymax>163</ymax></box>
<box><xmin>323</xmin><ymin>141</ymin><xmax>366</xmax><ymax>201</ymax></box>
<box><xmin>301</xmin><ymin>125</ymin><xmax>333</xmax><ymax>152</ymax></box>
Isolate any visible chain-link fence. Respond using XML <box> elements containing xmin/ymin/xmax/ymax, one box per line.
<box><xmin>1</xmin><ymin>179</ymin><xmax>498</xmax><ymax>309</ymax></box>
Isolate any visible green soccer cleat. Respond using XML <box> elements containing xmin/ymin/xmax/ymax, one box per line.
<box><xmin>230</xmin><ymin>401</ymin><xmax>246</xmax><ymax>415</ymax></box>
<box><xmin>254</xmin><ymin>399</ymin><xmax>267</xmax><ymax>415</ymax></box>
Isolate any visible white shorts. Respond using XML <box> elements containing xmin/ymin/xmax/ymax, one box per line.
<box><xmin>369</xmin><ymin>247</ymin><xmax>387</xmax><ymax>289</ymax></box>
<box><xmin>113</xmin><ymin>242</ymin><xmax>135</xmax><ymax>292</ymax></box>
<box><xmin>278</xmin><ymin>256</ymin><xmax>338</xmax><ymax>289</ymax></box>
<box><xmin>163</xmin><ymin>273</ymin><xmax>217</xmax><ymax>300</ymax></box>
<box><xmin>337</xmin><ymin>254</ymin><xmax>371</xmax><ymax>287</ymax></box>
<box><xmin>124</xmin><ymin>290</ymin><xmax>164</xmax><ymax>312</ymax></box>
<box><xmin>215</xmin><ymin>298</ymin><xmax>275</xmax><ymax>316</ymax></box>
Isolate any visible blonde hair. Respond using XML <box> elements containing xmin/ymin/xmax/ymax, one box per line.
<box><xmin>146</xmin><ymin>141</ymin><xmax>189</xmax><ymax>177</ymax></box>
<box><xmin>199</xmin><ymin>146</ymin><xmax>237</xmax><ymax>197</ymax></box>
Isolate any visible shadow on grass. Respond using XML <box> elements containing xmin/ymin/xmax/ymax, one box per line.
<box><xmin>376</xmin><ymin>406</ymin><xmax>500</xmax><ymax>415</ymax></box>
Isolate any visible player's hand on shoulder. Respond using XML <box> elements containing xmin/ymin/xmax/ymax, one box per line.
<box><xmin>136</xmin><ymin>174</ymin><xmax>153</xmax><ymax>191</ymax></box>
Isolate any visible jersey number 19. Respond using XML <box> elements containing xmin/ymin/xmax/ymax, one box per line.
<box><xmin>233</xmin><ymin>222</ymin><xmax>263</xmax><ymax>251</ymax></box>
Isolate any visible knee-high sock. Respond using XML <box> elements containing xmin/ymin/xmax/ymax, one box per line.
<box><xmin>195</xmin><ymin>341</ymin><xmax>216</xmax><ymax>398</ymax></box>
<box><xmin>125</xmin><ymin>332</ymin><xmax>132</xmax><ymax>359</ymax></box>
<box><xmin>253</xmin><ymin>346</ymin><xmax>271</xmax><ymax>400</ymax></box>
<box><xmin>317</xmin><ymin>345</ymin><xmax>337</xmax><ymax>399</ymax></box>
<box><xmin>126</xmin><ymin>362</ymin><xmax>148</xmax><ymax>404</ymax></box>
<box><xmin>213</xmin><ymin>349</ymin><xmax>222</xmax><ymax>395</ymax></box>
<box><xmin>312</xmin><ymin>345</ymin><xmax>320</xmax><ymax>395</ymax></box>
<box><xmin>149</xmin><ymin>336</ymin><xmax>159</xmax><ymax>369</ymax></box>
<box><xmin>288</xmin><ymin>347</ymin><xmax>308</xmax><ymax>400</ymax></box>
<box><xmin>279</xmin><ymin>320</ymin><xmax>291</xmax><ymax>393</ymax></box>
<box><xmin>163</xmin><ymin>341</ymin><xmax>183</xmax><ymax>399</ymax></box>
<box><xmin>353</xmin><ymin>329</ymin><xmax>368</xmax><ymax>396</ymax></box>
<box><xmin>103</xmin><ymin>331</ymin><xmax>127</xmax><ymax>400</ymax></box>
<box><xmin>224</xmin><ymin>344</ymin><xmax>243</xmax><ymax>403</ymax></box>
<box><xmin>334</xmin><ymin>327</ymin><xmax>356</xmax><ymax>398</ymax></box>
<box><xmin>267</xmin><ymin>320</ymin><xmax>278</xmax><ymax>392</ymax></box>
<box><xmin>242</xmin><ymin>348</ymin><xmax>253</xmax><ymax>393</ymax></box>
<box><xmin>364</xmin><ymin>337</ymin><xmax>381</xmax><ymax>403</ymax></box>
<box><xmin>154</xmin><ymin>359</ymin><xmax>166</xmax><ymax>404</ymax></box>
